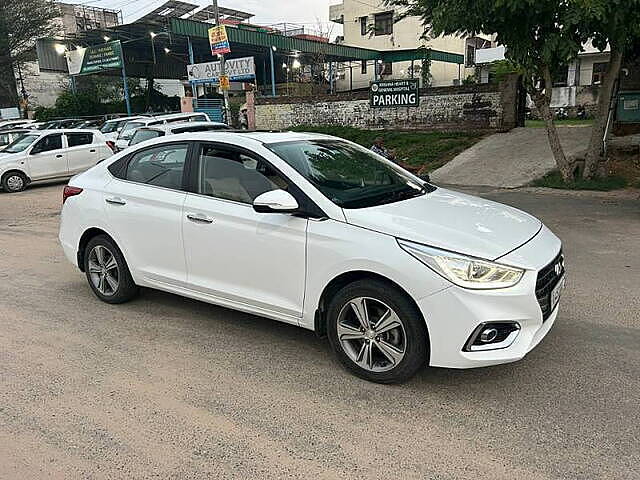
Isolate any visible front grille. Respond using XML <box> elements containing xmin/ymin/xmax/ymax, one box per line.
<box><xmin>536</xmin><ymin>250</ymin><xmax>565</xmax><ymax>321</ymax></box>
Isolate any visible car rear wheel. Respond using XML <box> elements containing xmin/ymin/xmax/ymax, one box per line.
<box><xmin>326</xmin><ymin>280</ymin><xmax>429</xmax><ymax>384</ymax></box>
<box><xmin>2</xmin><ymin>171</ymin><xmax>27</xmax><ymax>193</ymax></box>
<box><xmin>84</xmin><ymin>235</ymin><xmax>138</xmax><ymax>304</ymax></box>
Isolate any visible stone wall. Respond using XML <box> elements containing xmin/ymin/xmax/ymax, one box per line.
<box><xmin>255</xmin><ymin>79</ymin><xmax>520</xmax><ymax>132</ymax></box>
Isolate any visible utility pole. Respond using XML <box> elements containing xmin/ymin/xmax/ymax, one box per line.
<box><xmin>212</xmin><ymin>0</ymin><xmax>231</xmax><ymax>124</ymax></box>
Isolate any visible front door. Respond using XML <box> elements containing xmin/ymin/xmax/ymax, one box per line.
<box><xmin>27</xmin><ymin>133</ymin><xmax>68</xmax><ymax>180</ymax></box>
<box><xmin>65</xmin><ymin>132</ymin><xmax>99</xmax><ymax>174</ymax></box>
<box><xmin>182</xmin><ymin>143</ymin><xmax>307</xmax><ymax>321</ymax></box>
<box><xmin>104</xmin><ymin>143</ymin><xmax>190</xmax><ymax>285</ymax></box>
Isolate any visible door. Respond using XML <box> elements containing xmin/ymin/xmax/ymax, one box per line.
<box><xmin>104</xmin><ymin>143</ymin><xmax>190</xmax><ymax>285</ymax></box>
<box><xmin>182</xmin><ymin>143</ymin><xmax>307</xmax><ymax>320</ymax></box>
<box><xmin>27</xmin><ymin>133</ymin><xmax>67</xmax><ymax>180</ymax></box>
<box><xmin>65</xmin><ymin>132</ymin><xmax>99</xmax><ymax>173</ymax></box>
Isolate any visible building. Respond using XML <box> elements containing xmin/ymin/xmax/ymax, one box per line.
<box><xmin>329</xmin><ymin>1</ymin><xmax>486</xmax><ymax>91</ymax></box>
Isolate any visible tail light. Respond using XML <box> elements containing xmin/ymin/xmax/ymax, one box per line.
<box><xmin>106</xmin><ymin>141</ymin><xmax>116</xmax><ymax>153</ymax></box>
<box><xmin>63</xmin><ymin>186</ymin><xmax>83</xmax><ymax>204</ymax></box>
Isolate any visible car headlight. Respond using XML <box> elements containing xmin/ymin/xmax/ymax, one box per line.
<box><xmin>397</xmin><ymin>239</ymin><xmax>524</xmax><ymax>290</ymax></box>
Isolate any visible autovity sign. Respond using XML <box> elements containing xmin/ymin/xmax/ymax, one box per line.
<box><xmin>370</xmin><ymin>79</ymin><xmax>420</xmax><ymax>108</ymax></box>
<box><xmin>66</xmin><ymin>40</ymin><xmax>123</xmax><ymax>76</ymax></box>
<box><xmin>187</xmin><ymin>57</ymin><xmax>256</xmax><ymax>84</ymax></box>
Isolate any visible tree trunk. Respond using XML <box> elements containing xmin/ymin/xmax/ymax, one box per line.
<box><xmin>583</xmin><ymin>48</ymin><xmax>624</xmax><ymax>179</ymax></box>
<box><xmin>532</xmin><ymin>91</ymin><xmax>573</xmax><ymax>182</ymax></box>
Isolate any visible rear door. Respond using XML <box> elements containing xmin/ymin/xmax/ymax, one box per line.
<box><xmin>26</xmin><ymin>133</ymin><xmax>68</xmax><ymax>180</ymax></box>
<box><xmin>65</xmin><ymin>132</ymin><xmax>99</xmax><ymax>174</ymax></box>
<box><xmin>104</xmin><ymin>142</ymin><xmax>191</xmax><ymax>285</ymax></box>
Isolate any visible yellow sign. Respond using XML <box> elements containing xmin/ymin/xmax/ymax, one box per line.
<box><xmin>208</xmin><ymin>25</ymin><xmax>231</xmax><ymax>56</ymax></box>
<box><xmin>219</xmin><ymin>75</ymin><xmax>230</xmax><ymax>90</ymax></box>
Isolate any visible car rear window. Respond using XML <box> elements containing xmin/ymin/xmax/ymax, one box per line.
<box><xmin>129</xmin><ymin>129</ymin><xmax>164</xmax><ymax>146</ymax></box>
<box><xmin>66</xmin><ymin>132</ymin><xmax>94</xmax><ymax>147</ymax></box>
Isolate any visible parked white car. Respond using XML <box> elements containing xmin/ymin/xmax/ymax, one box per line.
<box><xmin>128</xmin><ymin>121</ymin><xmax>230</xmax><ymax>146</ymax></box>
<box><xmin>0</xmin><ymin>129</ymin><xmax>113</xmax><ymax>193</ymax></box>
<box><xmin>115</xmin><ymin>113</ymin><xmax>211</xmax><ymax>151</ymax></box>
<box><xmin>59</xmin><ymin>132</ymin><xmax>565</xmax><ymax>383</ymax></box>
<box><xmin>0</xmin><ymin>119</ymin><xmax>35</xmax><ymax>130</ymax></box>
<box><xmin>100</xmin><ymin>116</ymin><xmax>147</xmax><ymax>144</ymax></box>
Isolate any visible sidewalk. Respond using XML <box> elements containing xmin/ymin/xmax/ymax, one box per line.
<box><xmin>430</xmin><ymin>126</ymin><xmax>592</xmax><ymax>188</ymax></box>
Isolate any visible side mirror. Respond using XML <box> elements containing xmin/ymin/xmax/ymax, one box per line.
<box><xmin>253</xmin><ymin>190</ymin><xmax>299</xmax><ymax>214</ymax></box>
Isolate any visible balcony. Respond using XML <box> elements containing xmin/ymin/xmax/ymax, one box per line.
<box><xmin>329</xmin><ymin>3</ymin><xmax>344</xmax><ymax>24</ymax></box>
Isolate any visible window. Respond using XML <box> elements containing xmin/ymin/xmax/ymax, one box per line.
<box><xmin>466</xmin><ymin>45</ymin><xmax>476</xmax><ymax>67</ymax></box>
<box><xmin>361</xmin><ymin>60</ymin><xmax>367</xmax><ymax>75</ymax></box>
<box><xmin>268</xmin><ymin>139</ymin><xmax>429</xmax><ymax>209</ymax></box>
<box><xmin>124</xmin><ymin>144</ymin><xmax>188</xmax><ymax>190</ymax></box>
<box><xmin>4</xmin><ymin>134</ymin><xmax>39</xmax><ymax>154</ymax></box>
<box><xmin>66</xmin><ymin>132</ymin><xmax>94</xmax><ymax>147</ymax></box>
<box><xmin>552</xmin><ymin>65</ymin><xmax>569</xmax><ymax>87</ymax></box>
<box><xmin>380</xmin><ymin>62</ymin><xmax>393</xmax><ymax>76</ymax></box>
<box><xmin>196</xmin><ymin>144</ymin><xmax>288</xmax><ymax>204</ymax></box>
<box><xmin>129</xmin><ymin>129</ymin><xmax>164</xmax><ymax>146</ymax></box>
<box><xmin>189</xmin><ymin>114</ymin><xmax>208</xmax><ymax>122</ymax></box>
<box><xmin>32</xmin><ymin>134</ymin><xmax>63</xmax><ymax>153</ymax></box>
<box><xmin>360</xmin><ymin>16</ymin><xmax>368</xmax><ymax>36</ymax></box>
<box><xmin>592</xmin><ymin>62</ymin><xmax>609</xmax><ymax>85</ymax></box>
<box><xmin>374</xmin><ymin>12</ymin><xmax>393</xmax><ymax>36</ymax></box>
<box><xmin>0</xmin><ymin>133</ymin><xmax>10</xmax><ymax>147</ymax></box>
<box><xmin>119</xmin><ymin>121</ymin><xmax>145</xmax><ymax>140</ymax></box>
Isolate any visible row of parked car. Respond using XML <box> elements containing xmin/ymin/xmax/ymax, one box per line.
<box><xmin>0</xmin><ymin>112</ymin><xmax>230</xmax><ymax>193</ymax></box>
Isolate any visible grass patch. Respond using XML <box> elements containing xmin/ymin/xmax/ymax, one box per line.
<box><xmin>532</xmin><ymin>170</ymin><xmax>628</xmax><ymax>191</ymax></box>
<box><xmin>525</xmin><ymin>119</ymin><xmax>594</xmax><ymax>128</ymax></box>
<box><xmin>290</xmin><ymin>125</ymin><xmax>484</xmax><ymax>173</ymax></box>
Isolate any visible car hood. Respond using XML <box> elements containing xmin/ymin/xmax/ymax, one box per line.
<box><xmin>342</xmin><ymin>188</ymin><xmax>542</xmax><ymax>260</ymax></box>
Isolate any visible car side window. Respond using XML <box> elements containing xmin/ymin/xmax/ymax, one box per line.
<box><xmin>32</xmin><ymin>133</ymin><xmax>63</xmax><ymax>153</ymax></box>
<box><xmin>124</xmin><ymin>144</ymin><xmax>189</xmax><ymax>191</ymax></box>
<box><xmin>196</xmin><ymin>144</ymin><xmax>289</xmax><ymax>204</ymax></box>
<box><xmin>0</xmin><ymin>133</ymin><xmax>10</xmax><ymax>146</ymax></box>
<box><xmin>66</xmin><ymin>133</ymin><xmax>93</xmax><ymax>147</ymax></box>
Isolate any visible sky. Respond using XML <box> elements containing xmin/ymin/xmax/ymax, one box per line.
<box><xmin>82</xmin><ymin>0</ymin><xmax>343</xmax><ymax>36</ymax></box>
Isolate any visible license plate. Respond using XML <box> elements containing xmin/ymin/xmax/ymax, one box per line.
<box><xmin>550</xmin><ymin>275</ymin><xmax>566</xmax><ymax>311</ymax></box>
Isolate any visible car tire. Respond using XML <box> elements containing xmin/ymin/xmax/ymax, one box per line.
<box><xmin>84</xmin><ymin>235</ymin><xmax>139</xmax><ymax>304</ymax></box>
<box><xmin>326</xmin><ymin>279</ymin><xmax>429</xmax><ymax>384</ymax></box>
<box><xmin>1</xmin><ymin>171</ymin><xmax>28</xmax><ymax>193</ymax></box>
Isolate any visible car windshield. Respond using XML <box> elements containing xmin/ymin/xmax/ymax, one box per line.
<box><xmin>119</xmin><ymin>122</ymin><xmax>144</xmax><ymax>139</ymax></box>
<box><xmin>268</xmin><ymin>139</ymin><xmax>433</xmax><ymax>209</ymax></box>
<box><xmin>3</xmin><ymin>134</ymin><xmax>40</xmax><ymax>154</ymax></box>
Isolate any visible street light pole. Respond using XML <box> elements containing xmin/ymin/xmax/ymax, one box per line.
<box><xmin>212</xmin><ymin>0</ymin><xmax>231</xmax><ymax>124</ymax></box>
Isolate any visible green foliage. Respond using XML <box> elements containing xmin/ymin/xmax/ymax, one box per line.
<box><xmin>525</xmin><ymin>119</ymin><xmax>594</xmax><ymax>128</ymax></box>
<box><xmin>489</xmin><ymin>60</ymin><xmax>522</xmax><ymax>84</ymax></box>
<box><xmin>532</xmin><ymin>170</ymin><xmax>628</xmax><ymax>191</ymax></box>
<box><xmin>290</xmin><ymin>125</ymin><xmax>483</xmax><ymax>171</ymax></box>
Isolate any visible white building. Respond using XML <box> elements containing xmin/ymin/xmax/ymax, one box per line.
<box><xmin>329</xmin><ymin>1</ymin><xmax>489</xmax><ymax>91</ymax></box>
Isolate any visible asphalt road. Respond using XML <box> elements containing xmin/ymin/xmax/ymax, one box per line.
<box><xmin>1</xmin><ymin>183</ymin><xmax>639</xmax><ymax>479</ymax></box>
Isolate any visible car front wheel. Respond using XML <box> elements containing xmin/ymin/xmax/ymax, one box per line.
<box><xmin>1</xmin><ymin>171</ymin><xmax>27</xmax><ymax>193</ymax></box>
<box><xmin>327</xmin><ymin>280</ymin><xmax>429</xmax><ymax>384</ymax></box>
<box><xmin>84</xmin><ymin>235</ymin><xmax>139</xmax><ymax>304</ymax></box>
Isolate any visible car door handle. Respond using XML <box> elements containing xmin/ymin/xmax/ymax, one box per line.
<box><xmin>56</xmin><ymin>154</ymin><xmax>63</xmax><ymax>158</ymax></box>
<box><xmin>186</xmin><ymin>213</ymin><xmax>214</xmax><ymax>224</ymax></box>
<box><xmin>105</xmin><ymin>197</ymin><xmax>126</xmax><ymax>206</ymax></box>
<box><xmin>89</xmin><ymin>149</ymin><xmax>96</xmax><ymax>153</ymax></box>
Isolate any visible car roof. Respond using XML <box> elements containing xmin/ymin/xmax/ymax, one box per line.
<box><xmin>149</xmin><ymin>130</ymin><xmax>333</xmax><ymax>146</ymax></box>
<box><xmin>143</xmin><ymin>121</ymin><xmax>228</xmax><ymax>132</ymax></box>
<box><xmin>105</xmin><ymin>115</ymin><xmax>145</xmax><ymax>123</ymax></box>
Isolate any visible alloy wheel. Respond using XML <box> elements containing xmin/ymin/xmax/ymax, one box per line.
<box><xmin>88</xmin><ymin>245</ymin><xmax>119</xmax><ymax>296</ymax></box>
<box><xmin>337</xmin><ymin>297</ymin><xmax>407</xmax><ymax>373</ymax></box>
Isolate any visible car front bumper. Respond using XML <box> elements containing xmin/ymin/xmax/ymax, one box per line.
<box><xmin>418</xmin><ymin>225</ymin><xmax>563</xmax><ymax>369</ymax></box>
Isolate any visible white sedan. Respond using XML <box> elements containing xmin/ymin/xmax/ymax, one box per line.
<box><xmin>0</xmin><ymin>129</ymin><xmax>113</xmax><ymax>193</ymax></box>
<box><xmin>59</xmin><ymin>132</ymin><xmax>565</xmax><ymax>383</ymax></box>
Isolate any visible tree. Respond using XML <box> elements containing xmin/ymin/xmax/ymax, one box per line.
<box><xmin>0</xmin><ymin>0</ymin><xmax>59</xmax><ymax>109</ymax></box>
<box><xmin>388</xmin><ymin>0</ymin><xmax>640</xmax><ymax>181</ymax></box>
<box><xmin>574</xmin><ymin>1</ymin><xmax>640</xmax><ymax>178</ymax></box>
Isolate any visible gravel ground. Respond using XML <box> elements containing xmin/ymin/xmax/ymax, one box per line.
<box><xmin>0</xmin><ymin>182</ymin><xmax>638</xmax><ymax>480</ymax></box>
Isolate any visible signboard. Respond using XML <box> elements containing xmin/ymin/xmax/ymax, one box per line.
<box><xmin>219</xmin><ymin>75</ymin><xmax>230</xmax><ymax>91</ymax></box>
<box><xmin>370</xmin><ymin>79</ymin><xmax>420</xmax><ymax>108</ymax></box>
<box><xmin>0</xmin><ymin>107</ymin><xmax>20</xmax><ymax>119</ymax></box>
<box><xmin>208</xmin><ymin>25</ymin><xmax>231</xmax><ymax>56</ymax></box>
<box><xmin>187</xmin><ymin>57</ymin><xmax>256</xmax><ymax>84</ymax></box>
<box><xmin>66</xmin><ymin>40</ymin><xmax>123</xmax><ymax>76</ymax></box>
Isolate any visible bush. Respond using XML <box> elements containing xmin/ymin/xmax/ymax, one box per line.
<box><xmin>532</xmin><ymin>170</ymin><xmax>628</xmax><ymax>191</ymax></box>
